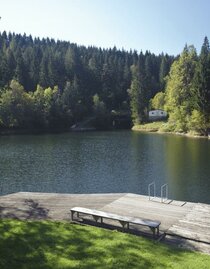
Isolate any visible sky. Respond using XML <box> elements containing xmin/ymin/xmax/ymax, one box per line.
<box><xmin>0</xmin><ymin>0</ymin><xmax>210</xmax><ymax>55</ymax></box>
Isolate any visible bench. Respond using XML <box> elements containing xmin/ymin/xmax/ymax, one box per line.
<box><xmin>70</xmin><ymin>207</ymin><xmax>160</xmax><ymax>238</ymax></box>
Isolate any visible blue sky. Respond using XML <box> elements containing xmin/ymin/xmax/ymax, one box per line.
<box><xmin>0</xmin><ymin>0</ymin><xmax>210</xmax><ymax>55</ymax></box>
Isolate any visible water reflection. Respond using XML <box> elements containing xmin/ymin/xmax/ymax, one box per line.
<box><xmin>164</xmin><ymin>135</ymin><xmax>210</xmax><ymax>203</ymax></box>
<box><xmin>0</xmin><ymin>132</ymin><xmax>210</xmax><ymax>203</ymax></box>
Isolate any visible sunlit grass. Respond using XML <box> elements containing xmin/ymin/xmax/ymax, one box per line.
<box><xmin>132</xmin><ymin>121</ymin><xmax>165</xmax><ymax>132</ymax></box>
<box><xmin>0</xmin><ymin>219</ymin><xmax>210</xmax><ymax>269</ymax></box>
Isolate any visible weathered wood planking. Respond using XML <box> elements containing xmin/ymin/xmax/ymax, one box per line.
<box><xmin>0</xmin><ymin>192</ymin><xmax>125</xmax><ymax>220</ymax></box>
<box><xmin>168</xmin><ymin>203</ymin><xmax>210</xmax><ymax>244</ymax></box>
<box><xmin>1</xmin><ymin>192</ymin><xmax>210</xmax><ymax>246</ymax></box>
<box><xmin>100</xmin><ymin>193</ymin><xmax>193</xmax><ymax>232</ymax></box>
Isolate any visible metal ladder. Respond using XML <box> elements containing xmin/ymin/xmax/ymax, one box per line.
<box><xmin>161</xmin><ymin>184</ymin><xmax>168</xmax><ymax>203</ymax></box>
<box><xmin>148</xmin><ymin>182</ymin><xmax>156</xmax><ymax>201</ymax></box>
<box><xmin>148</xmin><ymin>182</ymin><xmax>168</xmax><ymax>203</ymax></box>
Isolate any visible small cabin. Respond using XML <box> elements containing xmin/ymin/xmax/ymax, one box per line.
<box><xmin>148</xmin><ymin>110</ymin><xmax>167</xmax><ymax>121</ymax></box>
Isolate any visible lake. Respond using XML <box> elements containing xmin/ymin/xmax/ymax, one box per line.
<box><xmin>0</xmin><ymin>131</ymin><xmax>210</xmax><ymax>204</ymax></box>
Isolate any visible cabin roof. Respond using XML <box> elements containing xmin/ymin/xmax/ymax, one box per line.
<box><xmin>149</xmin><ymin>109</ymin><xmax>165</xmax><ymax>112</ymax></box>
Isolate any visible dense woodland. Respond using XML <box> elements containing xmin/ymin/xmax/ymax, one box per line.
<box><xmin>150</xmin><ymin>37</ymin><xmax>210</xmax><ymax>135</ymax></box>
<box><xmin>0</xmin><ymin>31</ymin><xmax>209</xmax><ymax>134</ymax></box>
<box><xmin>0</xmin><ymin>31</ymin><xmax>173</xmax><ymax>132</ymax></box>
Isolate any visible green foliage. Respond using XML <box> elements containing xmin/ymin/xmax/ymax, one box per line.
<box><xmin>193</xmin><ymin>37</ymin><xmax>210</xmax><ymax>118</ymax></box>
<box><xmin>187</xmin><ymin>110</ymin><xmax>208</xmax><ymax>135</ymax></box>
<box><xmin>169</xmin><ymin>106</ymin><xmax>189</xmax><ymax>133</ymax></box>
<box><xmin>92</xmin><ymin>93</ymin><xmax>110</xmax><ymax>129</ymax></box>
<box><xmin>0</xmin><ymin>32</ymin><xmax>210</xmax><ymax>135</ymax></box>
<box><xmin>132</xmin><ymin>121</ymin><xmax>165</xmax><ymax>132</ymax></box>
<box><xmin>159</xmin><ymin>54</ymin><xmax>171</xmax><ymax>90</ymax></box>
<box><xmin>129</xmin><ymin>65</ymin><xmax>148</xmax><ymax>124</ymax></box>
<box><xmin>93</xmin><ymin>93</ymin><xmax>106</xmax><ymax>115</ymax></box>
<box><xmin>159</xmin><ymin>122</ymin><xmax>176</xmax><ymax>132</ymax></box>
<box><xmin>164</xmin><ymin>45</ymin><xmax>201</xmax><ymax>133</ymax></box>
<box><xmin>162</xmin><ymin>42</ymin><xmax>210</xmax><ymax>135</ymax></box>
<box><xmin>0</xmin><ymin>219</ymin><xmax>210</xmax><ymax>269</ymax></box>
<box><xmin>150</xmin><ymin>91</ymin><xmax>165</xmax><ymax>110</ymax></box>
<box><xmin>0</xmin><ymin>31</ymin><xmax>173</xmax><ymax>131</ymax></box>
<box><xmin>165</xmin><ymin>46</ymin><xmax>198</xmax><ymax>112</ymax></box>
<box><xmin>0</xmin><ymin>80</ymin><xmax>72</xmax><ymax>130</ymax></box>
<box><xmin>0</xmin><ymin>80</ymin><xmax>33</xmax><ymax>128</ymax></box>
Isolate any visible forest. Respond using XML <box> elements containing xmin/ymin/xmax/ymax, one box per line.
<box><xmin>0</xmin><ymin>31</ymin><xmax>173</xmax><ymax>132</ymax></box>
<box><xmin>148</xmin><ymin>38</ymin><xmax>210</xmax><ymax>135</ymax></box>
<box><xmin>0</xmin><ymin>31</ymin><xmax>209</xmax><ymax>134</ymax></box>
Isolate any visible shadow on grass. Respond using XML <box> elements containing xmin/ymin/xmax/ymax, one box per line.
<box><xmin>0</xmin><ymin>220</ymin><xmax>210</xmax><ymax>269</ymax></box>
<box><xmin>0</xmin><ymin>220</ymin><xmax>152</xmax><ymax>269</ymax></box>
<box><xmin>0</xmin><ymin>200</ymin><xmax>210</xmax><ymax>268</ymax></box>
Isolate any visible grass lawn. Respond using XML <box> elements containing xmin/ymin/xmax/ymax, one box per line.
<box><xmin>0</xmin><ymin>219</ymin><xmax>210</xmax><ymax>269</ymax></box>
<box><xmin>132</xmin><ymin>121</ymin><xmax>165</xmax><ymax>132</ymax></box>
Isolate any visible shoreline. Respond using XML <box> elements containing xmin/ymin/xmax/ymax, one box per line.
<box><xmin>0</xmin><ymin>127</ymin><xmax>128</xmax><ymax>136</ymax></box>
<box><xmin>132</xmin><ymin>125</ymin><xmax>209</xmax><ymax>139</ymax></box>
<box><xmin>0</xmin><ymin>126</ymin><xmax>208</xmax><ymax>139</ymax></box>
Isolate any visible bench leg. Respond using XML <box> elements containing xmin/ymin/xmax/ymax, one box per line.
<box><xmin>93</xmin><ymin>216</ymin><xmax>100</xmax><ymax>222</ymax></box>
<box><xmin>150</xmin><ymin>227</ymin><xmax>155</xmax><ymax>238</ymax></box>
<box><xmin>71</xmin><ymin>211</ymin><xmax>75</xmax><ymax>221</ymax></box>
<box><xmin>157</xmin><ymin>226</ymin><xmax>159</xmax><ymax>237</ymax></box>
<box><xmin>119</xmin><ymin>221</ymin><xmax>128</xmax><ymax>230</ymax></box>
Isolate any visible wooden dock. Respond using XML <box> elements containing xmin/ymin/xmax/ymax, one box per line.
<box><xmin>1</xmin><ymin>192</ymin><xmax>210</xmax><ymax>253</ymax></box>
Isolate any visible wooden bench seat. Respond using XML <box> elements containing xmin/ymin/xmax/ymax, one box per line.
<box><xmin>70</xmin><ymin>207</ymin><xmax>160</xmax><ymax>238</ymax></box>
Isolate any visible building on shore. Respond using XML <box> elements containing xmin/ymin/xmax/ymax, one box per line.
<box><xmin>148</xmin><ymin>109</ymin><xmax>167</xmax><ymax>121</ymax></box>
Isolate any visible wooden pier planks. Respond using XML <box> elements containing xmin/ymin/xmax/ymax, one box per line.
<box><xmin>168</xmin><ymin>203</ymin><xmax>210</xmax><ymax>244</ymax></box>
<box><xmin>1</xmin><ymin>192</ymin><xmax>210</xmax><ymax>245</ymax></box>
<box><xmin>0</xmin><ymin>192</ymin><xmax>125</xmax><ymax>220</ymax></box>
<box><xmin>100</xmin><ymin>193</ymin><xmax>193</xmax><ymax>232</ymax></box>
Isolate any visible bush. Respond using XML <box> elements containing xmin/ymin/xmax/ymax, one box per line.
<box><xmin>159</xmin><ymin>122</ymin><xmax>175</xmax><ymax>132</ymax></box>
<box><xmin>187</xmin><ymin>110</ymin><xmax>207</xmax><ymax>135</ymax></box>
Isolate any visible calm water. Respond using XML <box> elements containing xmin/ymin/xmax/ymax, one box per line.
<box><xmin>0</xmin><ymin>131</ymin><xmax>210</xmax><ymax>204</ymax></box>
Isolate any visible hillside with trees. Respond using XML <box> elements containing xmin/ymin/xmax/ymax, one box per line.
<box><xmin>1</xmin><ymin>31</ymin><xmax>209</xmax><ymax>135</ymax></box>
<box><xmin>148</xmin><ymin>38</ymin><xmax>210</xmax><ymax>135</ymax></box>
<box><xmin>0</xmin><ymin>31</ymin><xmax>173</xmax><ymax>132</ymax></box>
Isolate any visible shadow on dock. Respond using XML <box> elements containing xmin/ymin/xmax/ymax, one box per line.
<box><xmin>1</xmin><ymin>192</ymin><xmax>210</xmax><ymax>254</ymax></box>
<box><xmin>0</xmin><ymin>199</ymin><xmax>49</xmax><ymax>220</ymax></box>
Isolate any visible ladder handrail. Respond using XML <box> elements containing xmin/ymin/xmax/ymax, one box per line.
<box><xmin>148</xmin><ymin>182</ymin><xmax>156</xmax><ymax>200</ymax></box>
<box><xmin>161</xmin><ymin>183</ymin><xmax>168</xmax><ymax>203</ymax></box>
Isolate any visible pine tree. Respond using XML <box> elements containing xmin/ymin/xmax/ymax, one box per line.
<box><xmin>64</xmin><ymin>47</ymin><xmax>76</xmax><ymax>81</ymax></box>
<box><xmin>194</xmin><ymin>37</ymin><xmax>210</xmax><ymax>117</ymax></box>
<box><xmin>129</xmin><ymin>64</ymin><xmax>148</xmax><ymax>124</ymax></box>
<box><xmin>0</xmin><ymin>31</ymin><xmax>175</xmax><ymax>131</ymax></box>
<box><xmin>14</xmin><ymin>50</ymin><xmax>26</xmax><ymax>86</ymax></box>
<box><xmin>159</xmin><ymin>55</ymin><xmax>168</xmax><ymax>90</ymax></box>
<box><xmin>39</xmin><ymin>52</ymin><xmax>49</xmax><ymax>87</ymax></box>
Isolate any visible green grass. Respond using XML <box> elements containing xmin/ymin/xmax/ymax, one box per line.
<box><xmin>132</xmin><ymin>121</ymin><xmax>165</xmax><ymax>132</ymax></box>
<box><xmin>0</xmin><ymin>219</ymin><xmax>210</xmax><ymax>269</ymax></box>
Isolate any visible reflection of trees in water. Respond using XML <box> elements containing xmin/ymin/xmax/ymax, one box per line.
<box><xmin>165</xmin><ymin>135</ymin><xmax>210</xmax><ymax>203</ymax></box>
<box><xmin>130</xmin><ymin>132</ymin><xmax>168</xmax><ymax>195</ymax></box>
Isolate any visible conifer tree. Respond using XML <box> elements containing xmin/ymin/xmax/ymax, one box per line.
<box><xmin>129</xmin><ymin>64</ymin><xmax>148</xmax><ymax>124</ymax></box>
<box><xmin>193</xmin><ymin>36</ymin><xmax>210</xmax><ymax>118</ymax></box>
